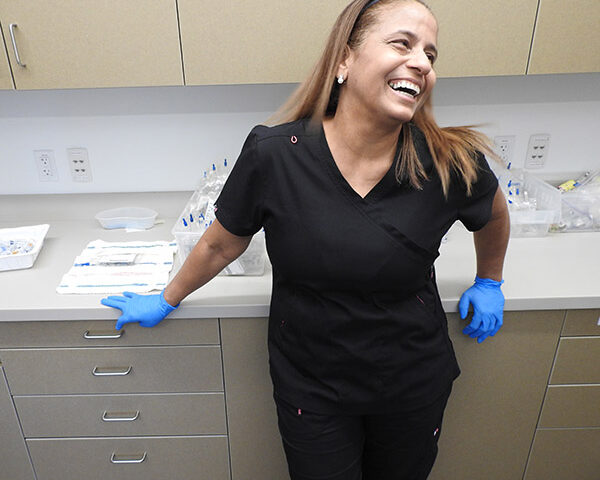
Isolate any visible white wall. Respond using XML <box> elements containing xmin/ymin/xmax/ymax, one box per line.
<box><xmin>1</xmin><ymin>73</ymin><xmax>599</xmax><ymax>195</ymax></box>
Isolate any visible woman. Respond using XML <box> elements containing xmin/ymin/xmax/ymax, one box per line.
<box><xmin>101</xmin><ymin>0</ymin><xmax>510</xmax><ymax>478</ymax></box>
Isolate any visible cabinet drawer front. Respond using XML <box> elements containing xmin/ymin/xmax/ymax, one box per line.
<box><xmin>0</xmin><ymin>318</ymin><xmax>219</xmax><ymax>347</ymax></box>
<box><xmin>15</xmin><ymin>393</ymin><xmax>226</xmax><ymax>438</ymax></box>
<box><xmin>562</xmin><ymin>309</ymin><xmax>600</xmax><ymax>336</ymax></box>
<box><xmin>0</xmin><ymin>346</ymin><xmax>223</xmax><ymax>395</ymax></box>
<box><xmin>524</xmin><ymin>429</ymin><xmax>600</xmax><ymax>480</ymax></box>
<box><xmin>27</xmin><ymin>436</ymin><xmax>229</xmax><ymax>480</ymax></box>
<box><xmin>539</xmin><ymin>385</ymin><xmax>600</xmax><ymax>427</ymax></box>
<box><xmin>550</xmin><ymin>337</ymin><xmax>600</xmax><ymax>384</ymax></box>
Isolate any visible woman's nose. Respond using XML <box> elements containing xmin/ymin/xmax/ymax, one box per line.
<box><xmin>407</xmin><ymin>49</ymin><xmax>433</xmax><ymax>74</ymax></box>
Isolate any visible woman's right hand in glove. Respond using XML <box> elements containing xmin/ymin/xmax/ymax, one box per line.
<box><xmin>101</xmin><ymin>290</ymin><xmax>178</xmax><ymax>330</ymax></box>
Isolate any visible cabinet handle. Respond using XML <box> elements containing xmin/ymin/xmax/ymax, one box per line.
<box><xmin>8</xmin><ymin>24</ymin><xmax>26</xmax><ymax>67</ymax></box>
<box><xmin>102</xmin><ymin>410</ymin><xmax>140</xmax><ymax>422</ymax></box>
<box><xmin>92</xmin><ymin>366</ymin><xmax>132</xmax><ymax>376</ymax></box>
<box><xmin>110</xmin><ymin>452</ymin><xmax>147</xmax><ymax>464</ymax></box>
<box><xmin>84</xmin><ymin>330</ymin><xmax>124</xmax><ymax>339</ymax></box>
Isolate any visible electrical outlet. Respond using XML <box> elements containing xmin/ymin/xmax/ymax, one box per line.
<box><xmin>494</xmin><ymin>135</ymin><xmax>516</xmax><ymax>167</ymax></box>
<box><xmin>34</xmin><ymin>150</ymin><xmax>59</xmax><ymax>182</ymax></box>
<box><xmin>525</xmin><ymin>134</ymin><xmax>550</xmax><ymax>169</ymax></box>
<box><xmin>67</xmin><ymin>147</ymin><xmax>92</xmax><ymax>182</ymax></box>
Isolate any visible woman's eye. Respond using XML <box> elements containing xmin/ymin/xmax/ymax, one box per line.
<box><xmin>427</xmin><ymin>54</ymin><xmax>436</xmax><ymax>64</ymax></box>
<box><xmin>392</xmin><ymin>39</ymin><xmax>410</xmax><ymax>51</ymax></box>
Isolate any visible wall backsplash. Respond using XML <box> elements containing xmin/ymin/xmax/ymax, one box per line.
<box><xmin>1</xmin><ymin>73</ymin><xmax>599</xmax><ymax>195</ymax></box>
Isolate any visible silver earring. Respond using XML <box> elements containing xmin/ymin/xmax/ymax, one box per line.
<box><xmin>337</xmin><ymin>75</ymin><xmax>344</xmax><ymax>85</ymax></box>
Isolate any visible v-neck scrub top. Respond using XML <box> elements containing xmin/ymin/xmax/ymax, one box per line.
<box><xmin>215</xmin><ymin>118</ymin><xmax>499</xmax><ymax>415</ymax></box>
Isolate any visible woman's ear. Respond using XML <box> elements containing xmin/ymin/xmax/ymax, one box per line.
<box><xmin>337</xmin><ymin>45</ymin><xmax>354</xmax><ymax>80</ymax></box>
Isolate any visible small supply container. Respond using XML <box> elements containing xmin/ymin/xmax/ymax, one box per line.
<box><xmin>172</xmin><ymin>191</ymin><xmax>267</xmax><ymax>276</ymax></box>
<box><xmin>509</xmin><ymin>210</ymin><xmax>555</xmax><ymax>237</ymax></box>
<box><xmin>95</xmin><ymin>207</ymin><xmax>158</xmax><ymax>230</ymax></box>
<box><xmin>0</xmin><ymin>224</ymin><xmax>50</xmax><ymax>272</ymax></box>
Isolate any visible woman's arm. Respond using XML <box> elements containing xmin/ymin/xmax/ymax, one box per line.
<box><xmin>473</xmin><ymin>187</ymin><xmax>510</xmax><ymax>281</ymax></box>
<box><xmin>163</xmin><ymin>219</ymin><xmax>252</xmax><ymax>306</ymax></box>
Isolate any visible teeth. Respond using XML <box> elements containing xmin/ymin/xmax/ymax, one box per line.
<box><xmin>388</xmin><ymin>80</ymin><xmax>421</xmax><ymax>96</ymax></box>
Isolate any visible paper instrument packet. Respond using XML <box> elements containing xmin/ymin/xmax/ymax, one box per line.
<box><xmin>57</xmin><ymin>239</ymin><xmax>177</xmax><ymax>294</ymax></box>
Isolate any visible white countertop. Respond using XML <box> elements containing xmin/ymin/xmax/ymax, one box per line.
<box><xmin>0</xmin><ymin>192</ymin><xmax>598</xmax><ymax>321</ymax></box>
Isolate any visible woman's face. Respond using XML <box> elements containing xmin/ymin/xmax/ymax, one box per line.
<box><xmin>339</xmin><ymin>1</ymin><xmax>438</xmax><ymax>127</ymax></box>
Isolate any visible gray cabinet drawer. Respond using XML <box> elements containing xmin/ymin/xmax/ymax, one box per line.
<box><xmin>0</xmin><ymin>346</ymin><xmax>223</xmax><ymax>394</ymax></box>
<box><xmin>15</xmin><ymin>392</ymin><xmax>226</xmax><ymax>438</ymax></box>
<box><xmin>0</xmin><ymin>318</ymin><xmax>219</xmax><ymax>347</ymax></box>
<box><xmin>549</xmin><ymin>337</ymin><xmax>600</xmax><ymax>384</ymax></box>
<box><xmin>27</xmin><ymin>436</ymin><xmax>229</xmax><ymax>480</ymax></box>
<box><xmin>562</xmin><ymin>309</ymin><xmax>600</xmax><ymax>336</ymax></box>
<box><xmin>524</xmin><ymin>429</ymin><xmax>600</xmax><ymax>480</ymax></box>
<box><xmin>0</xmin><ymin>368</ymin><xmax>36</xmax><ymax>480</ymax></box>
<box><xmin>539</xmin><ymin>385</ymin><xmax>600</xmax><ymax>427</ymax></box>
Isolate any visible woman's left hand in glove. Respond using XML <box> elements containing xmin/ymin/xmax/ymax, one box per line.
<box><xmin>458</xmin><ymin>276</ymin><xmax>505</xmax><ymax>343</ymax></box>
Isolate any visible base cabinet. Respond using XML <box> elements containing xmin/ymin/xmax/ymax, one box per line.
<box><xmin>222</xmin><ymin>312</ymin><xmax>565</xmax><ymax>480</ymax></box>
<box><xmin>3</xmin><ymin>309</ymin><xmax>600</xmax><ymax>479</ymax></box>
<box><xmin>428</xmin><ymin>310</ymin><xmax>564</xmax><ymax>480</ymax></box>
<box><xmin>524</xmin><ymin>309</ymin><xmax>600</xmax><ymax>480</ymax></box>
<box><xmin>0</xmin><ymin>318</ymin><xmax>228</xmax><ymax>480</ymax></box>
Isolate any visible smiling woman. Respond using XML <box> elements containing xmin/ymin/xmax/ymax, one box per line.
<box><xmin>100</xmin><ymin>2</ymin><xmax>511</xmax><ymax>479</ymax></box>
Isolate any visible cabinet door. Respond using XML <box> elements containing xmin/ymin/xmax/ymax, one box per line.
<box><xmin>428</xmin><ymin>310</ymin><xmax>564</xmax><ymax>480</ymax></box>
<box><xmin>528</xmin><ymin>0</ymin><xmax>600</xmax><ymax>74</ymax></box>
<box><xmin>220</xmin><ymin>317</ymin><xmax>290</xmax><ymax>480</ymax></box>
<box><xmin>0</xmin><ymin>1</ymin><xmax>183</xmax><ymax>89</ymax></box>
<box><xmin>0</xmin><ymin>369</ymin><xmax>35</xmax><ymax>480</ymax></box>
<box><xmin>426</xmin><ymin>0</ymin><xmax>539</xmax><ymax>77</ymax></box>
<box><xmin>0</xmin><ymin>28</ymin><xmax>14</xmax><ymax>89</ymax></box>
<box><xmin>178</xmin><ymin>0</ymin><xmax>348</xmax><ymax>85</ymax></box>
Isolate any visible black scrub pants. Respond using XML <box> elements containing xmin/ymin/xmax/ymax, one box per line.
<box><xmin>275</xmin><ymin>386</ymin><xmax>451</xmax><ymax>480</ymax></box>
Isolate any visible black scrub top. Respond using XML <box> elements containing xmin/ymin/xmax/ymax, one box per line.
<box><xmin>215</xmin><ymin>118</ymin><xmax>498</xmax><ymax>414</ymax></box>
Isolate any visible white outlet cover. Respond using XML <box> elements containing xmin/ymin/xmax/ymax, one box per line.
<box><xmin>493</xmin><ymin>135</ymin><xmax>516</xmax><ymax>167</ymax></box>
<box><xmin>34</xmin><ymin>149</ymin><xmax>59</xmax><ymax>182</ymax></box>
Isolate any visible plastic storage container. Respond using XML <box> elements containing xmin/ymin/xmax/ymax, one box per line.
<box><xmin>172</xmin><ymin>192</ymin><xmax>267</xmax><ymax>275</ymax></box>
<box><xmin>0</xmin><ymin>224</ymin><xmax>50</xmax><ymax>272</ymax></box>
<box><xmin>509</xmin><ymin>210</ymin><xmax>555</xmax><ymax>237</ymax></box>
<box><xmin>95</xmin><ymin>207</ymin><xmax>158</xmax><ymax>230</ymax></box>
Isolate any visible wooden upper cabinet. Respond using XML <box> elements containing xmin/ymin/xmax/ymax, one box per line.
<box><xmin>528</xmin><ymin>0</ymin><xmax>600</xmax><ymax>74</ymax></box>
<box><xmin>178</xmin><ymin>0</ymin><xmax>349</xmax><ymax>85</ymax></box>
<box><xmin>426</xmin><ymin>0</ymin><xmax>539</xmax><ymax>77</ymax></box>
<box><xmin>0</xmin><ymin>28</ymin><xmax>14</xmax><ymax>89</ymax></box>
<box><xmin>0</xmin><ymin>1</ymin><xmax>183</xmax><ymax>90</ymax></box>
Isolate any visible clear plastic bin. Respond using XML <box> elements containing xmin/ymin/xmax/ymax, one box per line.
<box><xmin>171</xmin><ymin>192</ymin><xmax>267</xmax><ymax>275</ymax></box>
<box><xmin>510</xmin><ymin>210</ymin><xmax>555</xmax><ymax>237</ymax></box>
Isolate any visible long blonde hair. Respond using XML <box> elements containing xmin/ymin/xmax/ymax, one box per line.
<box><xmin>269</xmin><ymin>0</ymin><xmax>498</xmax><ymax>196</ymax></box>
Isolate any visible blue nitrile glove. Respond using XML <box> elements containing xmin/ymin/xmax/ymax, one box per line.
<box><xmin>101</xmin><ymin>290</ymin><xmax>178</xmax><ymax>330</ymax></box>
<box><xmin>459</xmin><ymin>276</ymin><xmax>505</xmax><ymax>343</ymax></box>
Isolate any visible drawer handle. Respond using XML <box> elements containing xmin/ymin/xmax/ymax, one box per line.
<box><xmin>110</xmin><ymin>452</ymin><xmax>147</xmax><ymax>464</ymax></box>
<box><xmin>102</xmin><ymin>410</ymin><xmax>140</xmax><ymax>422</ymax></box>
<box><xmin>92</xmin><ymin>366</ymin><xmax>132</xmax><ymax>376</ymax></box>
<box><xmin>84</xmin><ymin>330</ymin><xmax>124</xmax><ymax>339</ymax></box>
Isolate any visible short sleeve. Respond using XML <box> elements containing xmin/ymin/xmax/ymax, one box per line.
<box><xmin>214</xmin><ymin>128</ymin><xmax>265</xmax><ymax>236</ymax></box>
<box><xmin>457</xmin><ymin>153</ymin><xmax>499</xmax><ymax>231</ymax></box>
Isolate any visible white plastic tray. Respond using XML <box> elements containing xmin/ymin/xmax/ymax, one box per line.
<box><xmin>95</xmin><ymin>207</ymin><xmax>158</xmax><ymax>229</ymax></box>
<box><xmin>0</xmin><ymin>224</ymin><xmax>50</xmax><ymax>272</ymax></box>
